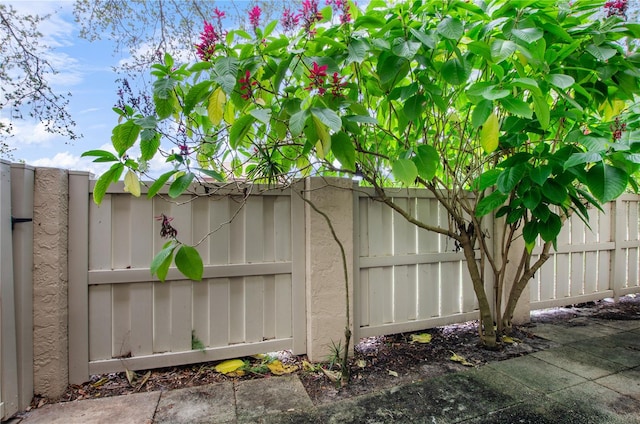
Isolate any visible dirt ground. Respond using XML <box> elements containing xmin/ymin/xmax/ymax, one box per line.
<box><xmin>33</xmin><ymin>295</ymin><xmax>640</xmax><ymax>410</ymax></box>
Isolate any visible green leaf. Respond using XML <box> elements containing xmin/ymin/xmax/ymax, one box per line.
<box><xmin>312</xmin><ymin>116</ymin><xmax>331</xmax><ymax>159</ymax></box>
<box><xmin>476</xmin><ymin>191</ymin><xmax>508</xmax><ymax>217</ymax></box>
<box><xmin>289</xmin><ymin>109</ymin><xmax>308</xmax><ymax>136</ymax></box>
<box><xmin>539</xmin><ymin>213</ymin><xmax>562</xmax><ymax>242</ymax></box>
<box><xmin>473</xmin><ymin>169</ymin><xmax>502</xmax><ymax>191</ymax></box>
<box><xmin>500</xmin><ymin>97</ymin><xmax>533</xmax><ymax>119</ymax></box>
<box><xmin>480</xmin><ymin>113</ymin><xmax>500</xmax><ymax>153</ymax></box>
<box><xmin>522</xmin><ymin>221</ymin><xmax>538</xmax><ymax>244</ymax></box>
<box><xmin>542</xmin><ymin>179</ymin><xmax>568</xmax><ymax>205</ymax></box>
<box><xmin>93</xmin><ymin>163</ymin><xmax>124</xmax><ymax>205</ymax></box>
<box><xmin>441</xmin><ymin>58</ymin><xmax>469</xmax><ymax>85</ymax></box>
<box><xmin>532</xmin><ymin>94</ymin><xmax>550</xmax><ymax>130</ymax></box>
<box><xmin>147</xmin><ymin>170</ymin><xmax>178</xmax><ymax>198</ymax></box>
<box><xmin>497</xmin><ymin>165</ymin><xmax>526</xmax><ymax>193</ymax></box>
<box><xmin>404</xmin><ymin>94</ymin><xmax>427</xmax><ymax>121</ymax></box>
<box><xmin>522</xmin><ymin>187</ymin><xmax>542</xmax><ymax>210</ymax></box>
<box><xmin>151</xmin><ymin>242</ymin><xmax>176</xmax><ymax>282</ymax></box>
<box><xmin>175</xmin><ymin>245</ymin><xmax>204</xmax><ymax>281</ymax></box>
<box><xmin>564</xmin><ymin>152</ymin><xmax>602</xmax><ymax>170</ymax></box>
<box><xmin>409</xmin><ymin>28</ymin><xmax>437</xmax><ymax>49</ymax></box>
<box><xmin>472</xmin><ymin>100</ymin><xmax>493</xmax><ymax>129</ymax></box>
<box><xmin>311</xmin><ymin>108</ymin><xmax>342</xmax><ymax>132</ymax></box>
<box><xmin>229</xmin><ymin>114</ymin><xmax>255</xmax><ymax>149</ymax></box>
<box><xmin>530</xmin><ymin>165</ymin><xmax>552</xmax><ymax>186</ymax></box>
<box><xmin>346</xmin><ymin>39</ymin><xmax>368</xmax><ymax>64</ymax></box>
<box><xmin>169</xmin><ymin>172</ymin><xmax>195</xmax><ymax>198</ymax></box>
<box><xmin>437</xmin><ymin>17</ymin><xmax>463</xmax><ymax>40</ymax></box>
<box><xmin>585</xmin><ymin>44</ymin><xmax>617</xmax><ymax>62</ymax></box>
<box><xmin>392</xmin><ymin>38</ymin><xmax>421</xmax><ymax>59</ymax></box>
<box><xmin>195</xmin><ymin>168</ymin><xmax>224</xmax><ymax>182</ymax></box>
<box><xmin>412</xmin><ymin>145</ymin><xmax>439</xmax><ymax>181</ymax></box>
<box><xmin>249</xmin><ymin>108</ymin><xmax>272</xmax><ymax>124</ymax></box>
<box><xmin>392</xmin><ymin>159</ymin><xmax>418</xmax><ymax>187</ymax></box>
<box><xmin>331</xmin><ymin>132</ymin><xmax>356</xmax><ymax>171</ymax></box>
<box><xmin>183</xmin><ymin>81</ymin><xmax>212</xmax><ymax>116</ymax></box>
<box><xmin>511</xmin><ymin>26</ymin><xmax>543</xmax><ymax>44</ymax></box>
<box><xmin>82</xmin><ymin>149</ymin><xmax>119</xmax><ymax>162</ymax></box>
<box><xmin>548</xmin><ymin>74</ymin><xmax>574</xmax><ymax>90</ymax></box>
<box><xmin>154</xmin><ymin>92</ymin><xmax>175</xmax><ymax>119</ymax></box>
<box><xmin>112</xmin><ymin>120</ymin><xmax>141</xmax><ymax>157</ymax></box>
<box><xmin>140</xmin><ymin>133</ymin><xmax>160</xmax><ymax>161</ymax></box>
<box><xmin>490</xmin><ymin>39</ymin><xmax>517</xmax><ymax>63</ymax></box>
<box><xmin>586</xmin><ymin>162</ymin><xmax>628</xmax><ymax>203</ymax></box>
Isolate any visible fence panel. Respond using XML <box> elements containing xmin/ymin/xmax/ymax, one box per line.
<box><xmin>615</xmin><ymin>195</ymin><xmax>640</xmax><ymax>296</ymax></box>
<box><xmin>530</xmin><ymin>203</ymin><xmax>617</xmax><ymax>309</ymax></box>
<box><xmin>355</xmin><ymin>189</ymin><xmax>481</xmax><ymax>339</ymax></box>
<box><xmin>0</xmin><ymin>161</ymin><xmax>18</xmax><ymax>420</ymax></box>
<box><xmin>71</xmin><ymin>181</ymin><xmax>305</xmax><ymax>377</ymax></box>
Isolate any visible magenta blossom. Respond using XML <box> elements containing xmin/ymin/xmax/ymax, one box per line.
<box><xmin>249</xmin><ymin>6</ymin><xmax>261</xmax><ymax>32</ymax></box>
<box><xmin>306</xmin><ymin>62</ymin><xmax>328</xmax><ymax>95</ymax></box>
<box><xmin>327</xmin><ymin>0</ymin><xmax>352</xmax><ymax>24</ymax></box>
<box><xmin>301</xmin><ymin>0</ymin><xmax>322</xmax><ymax>37</ymax></box>
<box><xmin>281</xmin><ymin>8</ymin><xmax>301</xmax><ymax>32</ymax></box>
<box><xmin>604</xmin><ymin>0</ymin><xmax>628</xmax><ymax>17</ymax></box>
<box><xmin>195</xmin><ymin>21</ymin><xmax>218</xmax><ymax>61</ymax></box>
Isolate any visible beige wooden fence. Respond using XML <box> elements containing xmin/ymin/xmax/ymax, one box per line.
<box><xmin>3</xmin><ymin>166</ymin><xmax>640</xmax><ymax>416</ymax></box>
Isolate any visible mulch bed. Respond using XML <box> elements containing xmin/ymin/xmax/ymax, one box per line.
<box><xmin>30</xmin><ymin>294</ymin><xmax>640</xmax><ymax>410</ymax></box>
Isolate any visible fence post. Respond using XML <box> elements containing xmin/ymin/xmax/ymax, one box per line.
<box><xmin>10</xmin><ymin>164</ymin><xmax>34</xmax><ymax>411</ymax></box>
<box><xmin>304</xmin><ymin>177</ymin><xmax>354</xmax><ymax>362</ymax></box>
<box><xmin>68</xmin><ymin>171</ymin><xmax>90</xmax><ymax>385</ymax></box>
<box><xmin>0</xmin><ymin>160</ymin><xmax>19</xmax><ymax>419</ymax></box>
<box><xmin>32</xmin><ymin>167</ymin><xmax>69</xmax><ymax>399</ymax></box>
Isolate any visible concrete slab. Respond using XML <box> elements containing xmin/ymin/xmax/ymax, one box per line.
<box><xmin>531</xmin><ymin>345</ymin><xmax>627</xmax><ymax>380</ymax></box>
<box><xmin>462</xmin><ymin>400</ymin><xmax>605</xmax><ymax>424</ymax></box>
<box><xmin>594</xmin><ymin>319</ymin><xmax>640</xmax><ymax>331</ymax></box>
<box><xmin>552</xmin><ymin>381</ymin><xmax>640</xmax><ymax>424</ymax></box>
<box><xmin>529</xmin><ymin>323</ymin><xmax>597</xmax><ymax>344</ymax></box>
<box><xmin>235</xmin><ymin>375</ymin><xmax>313</xmax><ymax>422</ymax></box>
<box><xmin>487</xmin><ymin>355</ymin><xmax>587</xmax><ymax>393</ymax></box>
<box><xmin>597</xmin><ymin>368</ymin><xmax>640</xmax><ymax>401</ymax></box>
<box><xmin>568</xmin><ymin>338</ymin><xmax>640</xmax><ymax>368</ymax></box>
<box><xmin>154</xmin><ymin>382</ymin><xmax>235</xmax><ymax>424</ymax></box>
<box><xmin>18</xmin><ymin>391</ymin><xmax>159</xmax><ymax>424</ymax></box>
<box><xmin>264</xmin><ymin>366</ymin><xmax>540</xmax><ymax>424</ymax></box>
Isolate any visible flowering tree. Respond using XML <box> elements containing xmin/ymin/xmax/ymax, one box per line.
<box><xmin>85</xmin><ymin>0</ymin><xmax>640</xmax><ymax>348</ymax></box>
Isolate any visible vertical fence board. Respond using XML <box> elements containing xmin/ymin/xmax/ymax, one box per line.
<box><xmin>171</xmin><ymin>280</ymin><xmax>193</xmax><ymax>352</ymax></box>
<box><xmin>89</xmin><ymin>285</ymin><xmax>112</xmax><ymax>360</ymax></box>
<box><xmin>440</xmin><ymin>262</ymin><xmax>460</xmax><ymax>316</ymax></box>
<box><xmin>112</xmin><ymin>284</ymin><xmax>132</xmax><ymax>357</ymax></box>
<box><xmin>245</xmin><ymin>197</ymin><xmax>264</xmax><ymax>263</ymax></box>
<box><xmin>209</xmin><ymin>198</ymin><xmax>230</xmax><ymax>265</ymax></box>
<box><xmin>393</xmin><ymin>265</ymin><xmax>410</xmax><ymax>323</ymax></box>
<box><xmin>461</xmin><ymin>263</ymin><xmax>477</xmax><ymax>312</ymax></box>
<box><xmin>153</xmin><ymin>283</ymin><xmax>171</xmax><ymax>353</ymax></box>
<box><xmin>570</xmin><ymin>253</ymin><xmax>584</xmax><ymax>297</ymax></box>
<box><xmin>263</xmin><ymin>197</ymin><xmax>275</xmax><ymax>262</ymax></box>
<box><xmin>418</xmin><ymin>263</ymin><xmax>439</xmax><ymax>318</ymax></box>
<box><xmin>584</xmin><ymin>252</ymin><xmax>598</xmax><ymax>294</ymax></box>
<box><xmin>89</xmin><ymin>197</ymin><xmax>112</xmax><ymax>270</ymax></box>
<box><xmin>417</xmin><ymin>198</ymin><xmax>439</xmax><ymax>253</ymax></box>
<box><xmin>598</xmin><ymin>251</ymin><xmax>610</xmax><ymax>292</ymax></box>
<box><xmin>359</xmin><ymin>270</ymin><xmax>370</xmax><ymax>327</ymax></box>
<box><xmin>130</xmin><ymin>283</ymin><xmax>153</xmax><ymax>356</ymax></box>
<box><xmin>245</xmin><ymin>276</ymin><xmax>264</xmax><ymax>343</ymax></box>
<box><xmin>192</xmin><ymin>198</ymin><xmax>210</xmax><ymax>262</ymax></box>
<box><xmin>274</xmin><ymin>197</ymin><xmax>291</xmax><ymax>262</ymax></box>
<box><xmin>192</xmin><ymin>281</ymin><xmax>209</xmax><ymax>347</ymax></box>
<box><xmin>209</xmin><ymin>278</ymin><xmax>230</xmax><ymax>347</ymax></box>
<box><xmin>556</xmin><ymin>254</ymin><xmax>570</xmax><ymax>299</ymax></box>
<box><xmin>275</xmin><ymin>274</ymin><xmax>292</xmax><ymax>339</ymax></box>
<box><xmin>229</xmin><ymin>201</ymin><xmax>246</xmax><ymax>264</ymax></box>
<box><xmin>263</xmin><ymin>275</ymin><xmax>276</xmax><ymax>340</ymax></box>
<box><xmin>229</xmin><ymin>277</ymin><xmax>245</xmax><ymax>343</ymax></box>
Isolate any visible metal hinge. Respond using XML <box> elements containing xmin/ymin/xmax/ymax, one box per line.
<box><xmin>11</xmin><ymin>216</ymin><xmax>32</xmax><ymax>230</ymax></box>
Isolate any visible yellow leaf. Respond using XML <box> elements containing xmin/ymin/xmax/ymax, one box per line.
<box><xmin>208</xmin><ymin>87</ymin><xmax>226</xmax><ymax>126</ymax></box>
<box><xmin>123</xmin><ymin>170</ymin><xmax>141</xmax><ymax>197</ymax></box>
<box><xmin>215</xmin><ymin>359</ymin><xmax>245</xmax><ymax>375</ymax></box>
<box><xmin>602</xmin><ymin>99</ymin><xmax>626</xmax><ymax>122</ymax></box>
<box><xmin>312</xmin><ymin>116</ymin><xmax>331</xmax><ymax>160</ymax></box>
<box><xmin>321</xmin><ymin>368</ymin><xmax>341</xmax><ymax>382</ymax></box>
<box><xmin>91</xmin><ymin>377</ymin><xmax>108</xmax><ymax>387</ymax></box>
<box><xmin>501</xmin><ymin>336</ymin><xmax>521</xmax><ymax>345</ymax></box>
<box><xmin>302</xmin><ymin>360</ymin><xmax>317</xmax><ymax>372</ymax></box>
<box><xmin>267</xmin><ymin>360</ymin><xmax>298</xmax><ymax>376</ymax></box>
<box><xmin>255</xmin><ymin>97</ymin><xmax>266</xmax><ymax>106</ymax></box>
<box><xmin>480</xmin><ymin>112</ymin><xmax>500</xmax><ymax>153</ymax></box>
<box><xmin>450</xmin><ymin>351</ymin><xmax>474</xmax><ymax>367</ymax></box>
<box><xmin>410</xmin><ymin>333</ymin><xmax>432</xmax><ymax>344</ymax></box>
<box><xmin>356</xmin><ymin>359</ymin><xmax>367</xmax><ymax>368</ymax></box>
<box><xmin>388</xmin><ymin>370</ymin><xmax>399</xmax><ymax>377</ymax></box>
<box><xmin>223</xmin><ymin>100</ymin><xmax>235</xmax><ymax>124</ymax></box>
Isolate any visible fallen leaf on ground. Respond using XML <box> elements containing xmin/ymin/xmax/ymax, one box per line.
<box><xmin>302</xmin><ymin>360</ymin><xmax>317</xmax><ymax>371</ymax></box>
<box><xmin>215</xmin><ymin>359</ymin><xmax>245</xmax><ymax>375</ymax></box>
<box><xmin>321</xmin><ymin>368</ymin><xmax>341</xmax><ymax>382</ymax></box>
<box><xmin>411</xmin><ymin>333</ymin><xmax>432</xmax><ymax>343</ymax></box>
<box><xmin>267</xmin><ymin>360</ymin><xmax>298</xmax><ymax>375</ymax></box>
<box><xmin>356</xmin><ymin>359</ymin><xmax>367</xmax><ymax>368</ymax></box>
<box><xmin>125</xmin><ymin>369</ymin><xmax>137</xmax><ymax>386</ymax></box>
<box><xmin>91</xmin><ymin>377</ymin><xmax>108</xmax><ymax>387</ymax></box>
<box><xmin>136</xmin><ymin>371</ymin><xmax>151</xmax><ymax>391</ymax></box>
<box><xmin>449</xmin><ymin>351</ymin><xmax>474</xmax><ymax>367</ymax></box>
<box><xmin>501</xmin><ymin>336</ymin><xmax>521</xmax><ymax>345</ymax></box>
<box><xmin>388</xmin><ymin>370</ymin><xmax>399</xmax><ymax>377</ymax></box>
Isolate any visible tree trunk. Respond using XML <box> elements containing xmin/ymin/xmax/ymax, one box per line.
<box><xmin>459</xmin><ymin>231</ymin><xmax>497</xmax><ymax>348</ymax></box>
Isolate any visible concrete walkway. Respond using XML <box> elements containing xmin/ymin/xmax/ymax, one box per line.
<box><xmin>9</xmin><ymin>318</ymin><xmax>640</xmax><ymax>423</ymax></box>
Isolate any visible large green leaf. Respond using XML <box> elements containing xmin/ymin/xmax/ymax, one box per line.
<box><xmin>311</xmin><ymin>108</ymin><xmax>342</xmax><ymax>132</ymax></box>
<box><xmin>392</xmin><ymin>159</ymin><xmax>418</xmax><ymax>187</ymax></box>
<box><xmin>392</xmin><ymin>38</ymin><xmax>421</xmax><ymax>59</ymax></box>
<box><xmin>522</xmin><ymin>220</ymin><xmax>538</xmax><ymax>244</ymax></box>
<box><xmin>140</xmin><ymin>132</ymin><xmax>160</xmax><ymax>161</ymax></box>
<box><xmin>183</xmin><ymin>81</ymin><xmax>212</xmax><ymax>116</ymax></box>
<box><xmin>472</xmin><ymin>100</ymin><xmax>493</xmax><ymax>129</ymax></box>
<box><xmin>539</xmin><ymin>213</ymin><xmax>562</xmax><ymax>242</ymax></box>
<box><xmin>548</xmin><ymin>74</ymin><xmax>574</xmax><ymax>90</ymax></box>
<box><xmin>564</xmin><ymin>152</ymin><xmax>602</xmax><ymax>170</ymax></box>
<box><xmin>151</xmin><ymin>242</ymin><xmax>176</xmax><ymax>282</ymax></box>
<box><xmin>112</xmin><ymin>120</ymin><xmax>141</xmax><ymax>157</ymax></box>
<box><xmin>542</xmin><ymin>179</ymin><xmax>568</xmax><ymax>205</ymax></box>
<box><xmin>500</xmin><ymin>96</ymin><xmax>533</xmax><ymax>119</ymax></box>
<box><xmin>490</xmin><ymin>39</ymin><xmax>517</xmax><ymax>63</ymax></box>
<box><xmin>347</xmin><ymin>39</ymin><xmax>369</xmax><ymax>64</ymax></box>
<box><xmin>331</xmin><ymin>132</ymin><xmax>356</xmax><ymax>171</ymax></box>
<box><xmin>497</xmin><ymin>165</ymin><xmax>526</xmax><ymax>193</ymax></box>
<box><xmin>530</xmin><ymin>165</ymin><xmax>552</xmax><ymax>186</ymax></box>
<box><xmin>147</xmin><ymin>169</ymin><xmax>178</xmax><ymax>198</ymax></box>
<box><xmin>437</xmin><ymin>17</ymin><xmax>463</xmax><ymax>40</ymax></box>
<box><xmin>522</xmin><ymin>187</ymin><xmax>542</xmax><ymax>210</ymax></box>
<box><xmin>472</xmin><ymin>169</ymin><xmax>502</xmax><ymax>191</ymax></box>
<box><xmin>476</xmin><ymin>191</ymin><xmax>508</xmax><ymax>217</ymax></box>
<box><xmin>412</xmin><ymin>145</ymin><xmax>439</xmax><ymax>181</ymax></box>
<box><xmin>229</xmin><ymin>114</ymin><xmax>255</xmax><ymax>149</ymax></box>
<box><xmin>93</xmin><ymin>163</ymin><xmax>124</xmax><ymax>205</ymax></box>
<box><xmin>289</xmin><ymin>109</ymin><xmax>308</xmax><ymax>136</ymax></box>
<box><xmin>311</xmin><ymin>116</ymin><xmax>331</xmax><ymax>159</ymax></box>
<box><xmin>404</xmin><ymin>94</ymin><xmax>427</xmax><ymax>121</ymax></box>
<box><xmin>442</xmin><ymin>58</ymin><xmax>469</xmax><ymax>85</ymax></box>
<box><xmin>169</xmin><ymin>172</ymin><xmax>195</xmax><ymax>198</ymax></box>
<box><xmin>175</xmin><ymin>245</ymin><xmax>203</xmax><ymax>281</ymax></box>
<box><xmin>511</xmin><ymin>26</ymin><xmax>544</xmax><ymax>44</ymax></box>
<box><xmin>532</xmin><ymin>93</ymin><xmax>550</xmax><ymax>130</ymax></box>
<box><xmin>586</xmin><ymin>162</ymin><xmax>628</xmax><ymax>203</ymax></box>
<box><xmin>585</xmin><ymin>44</ymin><xmax>617</xmax><ymax>62</ymax></box>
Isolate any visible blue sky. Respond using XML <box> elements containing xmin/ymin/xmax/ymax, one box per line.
<box><xmin>2</xmin><ymin>1</ymin><xmax>130</xmax><ymax>176</ymax></box>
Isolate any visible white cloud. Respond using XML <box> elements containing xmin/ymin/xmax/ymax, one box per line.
<box><xmin>29</xmin><ymin>151</ymin><xmax>111</xmax><ymax>177</ymax></box>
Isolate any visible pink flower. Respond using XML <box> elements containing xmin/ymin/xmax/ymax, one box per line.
<box><xmin>281</xmin><ymin>8</ymin><xmax>301</xmax><ymax>32</ymax></box>
<box><xmin>195</xmin><ymin>21</ymin><xmax>218</xmax><ymax>61</ymax></box>
<box><xmin>249</xmin><ymin>6</ymin><xmax>261</xmax><ymax>31</ymax></box>
<box><xmin>306</xmin><ymin>62</ymin><xmax>328</xmax><ymax>94</ymax></box>
<box><xmin>239</xmin><ymin>70</ymin><xmax>258</xmax><ymax>100</ymax></box>
<box><xmin>327</xmin><ymin>0</ymin><xmax>352</xmax><ymax>24</ymax></box>
<box><xmin>604</xmin><ymin>0</ymin><xmax>628</xmax><ymax>17</ymax></box>
<box><xmin>330</xmin><ymin>72</ymin><xmax>347</xmax><ymax>97</ymax></box>
<box><xmin>301</xmin><ymin>0</ymin><xmax>322</xmax><ymax>37</ymax></box>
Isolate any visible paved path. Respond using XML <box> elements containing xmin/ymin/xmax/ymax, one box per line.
<box><xmin>8</xmin><ymin>318</ymin><xmax>640</xmax><ymax>423</ymax></box>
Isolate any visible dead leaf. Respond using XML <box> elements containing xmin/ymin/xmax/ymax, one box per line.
<box><xmin>215</xmin><ymin>359</ymin><xmax>245</xmax><ymax>375</ymax></box>
<box><xmin>410</xmin><ymin>333</ymin><xmax>432</xmax><ymax>344</ymax></box>
<box><xmin>388</xmin><ymin>370</ymin><xmax>399</xmax><ymax>377</ymax></box>
<box><xmin>501</xmin><ymin>336</ymin><xmax>521</xmax><ymax>345</ymax></box>
<box><xmin>302</xmin><ymin>360</ymin><xmax>317</xmax><ymax>372</ymax></box>
<box><xmin>125</xmin><ymin>369</ymin><xmax>137</xmax><ymax>386</ymax></box>
<box><xmin>356</xmin><ymin>359</ymin><xmax>367</xmax><ymax>368</ymax></box>
<box><xmin>267</xmin><ymin>360</ymin><xmax>298</xmax><ymax>375</ymax></box>
<box><xmin>136</xmin><ymin>371</ymin><xmax>152</xmax><ymax>391</ymax></box>
<box><xmin>91</xmin><ymin>377</ymin><xmax>108</xmax><ymax>387</ymax></box>
<box><xmin>449</xmin><ymin>351</ymin><xmax>474</xmax><ymax>367</ymax></box>
<box><xmin>321</xmin><ymin>368</ymin><xmax>341</xmax><ymax>382</ymax></box>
